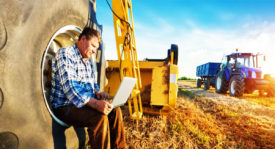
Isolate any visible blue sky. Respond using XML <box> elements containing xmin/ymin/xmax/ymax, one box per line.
<box><xmin>96</xmin><ymin>0</ymin><xmax>275</xmax><ymax>78</ymax></box>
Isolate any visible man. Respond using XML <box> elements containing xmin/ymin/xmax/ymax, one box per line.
<box><xmin>50</xmin><ymin>27</ymin><xmax>125</xmax><ymax>149</ymax></box>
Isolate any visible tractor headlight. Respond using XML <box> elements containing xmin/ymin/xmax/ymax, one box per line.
<box><xmin>252</xmin><ymin>71</ymin><xmax>256</xmax><ymax>78</ymax></box>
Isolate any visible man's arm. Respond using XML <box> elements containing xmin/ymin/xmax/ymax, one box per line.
<box><xmin>95</xmin><ymin>91</ymin><xmax>109</xmax><ymax>100</ymax></box>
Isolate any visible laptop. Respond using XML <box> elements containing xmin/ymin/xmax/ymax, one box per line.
<box><xmin>111</xmin><ymin>77</ymin><xmax>137</xmax><ymax>108</ymax></box>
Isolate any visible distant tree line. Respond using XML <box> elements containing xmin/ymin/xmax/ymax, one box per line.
<box><xmin>178</xmin><ymin>76</ymin><xmax>195</xmax><ymax>80</ymax></box>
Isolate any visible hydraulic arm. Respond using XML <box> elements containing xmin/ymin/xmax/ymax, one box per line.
<box><xmin>111</xmin><ymin>0</ymin><xmax>143</xmax><ymax>119</ymax></box>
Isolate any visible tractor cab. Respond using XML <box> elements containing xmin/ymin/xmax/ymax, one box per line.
<box><xmin>229</xmin><ymin>53</ymin><xmax>255</xmax><ymax>68</ymax></box>
<box><xmin>221</xmin><ymin>53</ymin><xmax>264</xmax><ymax>79</ymax></box>
<box><xmin>228</xmin><ymin>52</ymin><xmax>264</xmax><ymax>68</ymax></box>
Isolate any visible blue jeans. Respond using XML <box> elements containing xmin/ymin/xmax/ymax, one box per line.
<box><xmin>52</xmin><ymin>119</ymin><xmax>86</xmax><ymax>149</ymax></box>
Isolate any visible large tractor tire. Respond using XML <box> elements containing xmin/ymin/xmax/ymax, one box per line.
<box><xmin>167</xmin><ymin>44</ymin><xmax>178</xmax><ymax>65</ymax></box>
<box><xmin>229</xmin><ymin>76</ymin><xmax>245</xmax><ymax>97</ymax></box>
<box><xmin>264</xmin><ymin>74</ymin><xmax>275</xmax><ymax>97</ymax></box>
<box><xmin>267</xmin><ymin>89</ymin><xmax>275</xmax><ymax>97</ymax></box>
<box><xmin>215</xmin><ymin>72</ymin><xmax>228</xmax><ymax>94</ymax></box>
<box><xmin>204</xmin><ymin>78</ymin><xmax>210</xmax><ymax>90</ymax></box>
<box><xmin>197</xmin><ymin>79</ymin><xmax>202</xmax><ymax>88</ymax></box>
<box><xmin>0</xmin><ymin>0</ymin><xmax>90</xmax><ymax>148</ymax></box>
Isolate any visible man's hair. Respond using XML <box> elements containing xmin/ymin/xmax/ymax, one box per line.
<box><xmin>79</xmin><ymin>27</ymin><xmax>101</xmax><ymax>44</ymax></box>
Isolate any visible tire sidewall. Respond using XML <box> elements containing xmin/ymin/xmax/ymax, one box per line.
<box><xmin>204</xmin><ymin>78</ymin><xmax>210</xmax><ymax>90</ymax></box>
<box><xmin>197</xmin><ymin>79</ymin><xmax>201</xmax><ymax>88</ymax></box>
<box><xmin>0</xmin><ymin>0</ymin><xmax>89</xmax><ymax>148</ymax></box>
<box><xmin>215</xmin><ymin>73</ymin><xmax>222</xmax><ymax>92</ymax></box>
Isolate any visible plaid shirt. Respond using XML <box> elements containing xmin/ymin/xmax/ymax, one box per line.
<box><xmin>50</xmin><ymin>44</ymin><xmax>100</xmax><ymax>109</ymax></box>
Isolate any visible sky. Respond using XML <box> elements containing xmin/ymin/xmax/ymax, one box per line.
<box><xmin>96</xmin><ymin>0</ymin><xmax>275</xmax><ymax>78</ymax></box>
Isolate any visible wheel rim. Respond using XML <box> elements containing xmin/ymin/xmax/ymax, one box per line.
<box><xmin>41</xmin><ymin>25</ymin><xmax>81</xmax><ymax>126</ymax></box>
<box><xmin>216</xmin><ymin>76</ymin><xmax>222</xmax><ymax>90</ymax></box>
<box><xmin>230</xmin><ymin>80</ymin><xmax>236</xmax><ymax>95</ymax></box>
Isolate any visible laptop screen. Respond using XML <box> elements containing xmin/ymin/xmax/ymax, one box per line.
<box><xmin>111</xmin><ymin>77</ymin><xmax>137</xmax><ymax>108</ymax></box>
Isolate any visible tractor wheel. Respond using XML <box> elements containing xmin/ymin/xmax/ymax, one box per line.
<box><xmin>259</xmin><ymin>90</ymin><xmax>265</xmax><ymax>96</ymax></box>
<box><xmin>204</xmin><ymin>78</ymin><xmax>210</xmax><ymax>90</ymax></box>
<box><xmin>244</xmin><ymin>89</ymin><xmax>254</xmax><ymax>94</ymax></box>
<box><xmin>167</xmin><ymin>44</ymin><xmax>178</xmax><ymax>65</ymax></box>
<box><xmin>215</xmin><ymin>72</ymin><xmax>228</xmax><ymax>94</ymax></box>
<box><xmin>267</xmin><ymin>86</ymin><xmax>275</xmax><ymax>97</ymax></box>
<box><xmin>267</xmin><ymin>90</ymin><xmax>275</xmax><ymax>97</ymax></box>
<box><xmin>0</xmin><ymin>0</ymin><xmax>89</xmax><ymax>148</ymax></box>
<box><xmin>197</xmin><ymin>79</ymin><xmax>202</xmax><ymax>88</ymax></box>
<box><xmin>264</xmin><ymin>74</ymin><xmax>275</xmax><ymax>97</ymax></box>
<box><xmin>229</xmin><ymin>76</ymin><xmax>245</xmax><ymax>97</ymax></box>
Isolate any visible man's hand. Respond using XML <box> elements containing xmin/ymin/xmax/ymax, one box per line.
<box><xmin>87</xmin><ymin>98</ymin><xmax>113</xmax><ymax>115</ymax></box>
<box><xmin>95</xmin><ymin>100</ymin><xmax>113</xmax><ymax>115</ymax></box>
<box><xmin>95</xmin><ymin>92</ymin><xmax>109</xmax><ymax>100</ymax></box>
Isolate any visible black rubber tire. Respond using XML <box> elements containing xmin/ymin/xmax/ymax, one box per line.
<box><xmin>0</xmin><ymin>0</ymin><xmax>89</xmax><ymax>148</ymax></box>
<box><xmin>197</xmin><ymin>79</ymin><xmax>202</xmax><ymax>88</ymax></box>
<box><xmin>215</xmin><ymin>72</ymin><xmax>228</xmax><ymax>94</ymax></box>
<box><xmin>259</xmin><ymin>90</ymin><xmax>265</xmax><ymax>96</ymax></box>
<box><xmin>267</xmin><ymin>90</ymin><xmax>275</xmax><ymax>97</ymax></box>
<box><xmin>204</xmin><ymin>78</ymin><xmax>210</xmax><ymax>90</ymax></box>
<box><xmin>229</xmin><ymin>75</ymin><xmax>245</xmax><ymax>97</ymax></box>
<box><xmin>267</xmin><ymin>85</ymin><xmax>275</xmax><ymax>97</ymax></box>
<box><xmin>167</xmin><ymin>44</ymin><xmax>178</xmax><ymax>65</ymax></box>
<box><xmin>264</xmin><ymin>74</ymin><xmax>275</xmax><ymax>97</ymax></box>
<box><xmin>244</xmin><ymin>89</ymin><xmax>254</xmax><ymax>94</ymax></box>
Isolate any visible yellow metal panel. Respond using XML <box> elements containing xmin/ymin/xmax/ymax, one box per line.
<box><xmin>107</xmin><ymin>60</ymin><xmax>164</xmax><ymax>69</ymax></box>
<box><xmin>104</xmin><ymin>70</ymin><xmax>120</xmax><ymax>98</ymax></box>
<box><xmin>151</xmin><ymin>66</ymin><xmax>169</xmax><ymax>105</ymax></box>
<box><xmin>139</xmin><ymin>61</ymin><xmax>165</xmax><ymax>69</ymax></box>
<box><xmin>169</xmin><ymin>65</ymin><xmax>178</xmax><ymax>108</ymax></box>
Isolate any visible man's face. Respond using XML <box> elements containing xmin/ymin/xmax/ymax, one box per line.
<box><xmin>80</xmin><ymin>36</ymin><xmax>99</xmax><ymax>59</ymax></box>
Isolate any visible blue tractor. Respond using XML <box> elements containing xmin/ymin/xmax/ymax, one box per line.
<box><xmin>215</xmin><ymin>52</ymin><xmax>273</xmax><ymax>97</ymax></box>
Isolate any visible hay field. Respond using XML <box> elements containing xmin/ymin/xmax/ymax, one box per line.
<box><xmin>122</xmin><ymin>80</ymin><xmax>275</xmax><ymax>149</ymax></box>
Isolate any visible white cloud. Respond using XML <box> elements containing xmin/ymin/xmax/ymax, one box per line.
<box><xmin>102</xmin><ymin>19</ymin><xmax>275</xmax><ymax>78</ymax></box>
